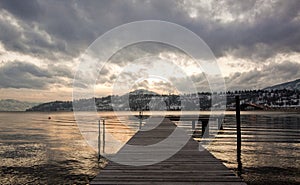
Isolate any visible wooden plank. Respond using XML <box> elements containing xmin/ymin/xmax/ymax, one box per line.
<box><xmin>90</xmin><ymin>117</ymin><xmax>246</xmax><ymax>185</ymax></box>
<box><xmin>93</xmin><ymin>182</ymin><xmax>246</xmax><ymax>185</ymax></box>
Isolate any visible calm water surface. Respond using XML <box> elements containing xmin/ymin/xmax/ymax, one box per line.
<box><xmin>0</xmin><ymin>111</ymin><xmax>299</xmax><ymax>184</ymax></box>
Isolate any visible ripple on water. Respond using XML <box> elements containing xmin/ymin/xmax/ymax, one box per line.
<box><xmin>0</xmin><ymin>112</ymin><xmax>299</xmax><ymax>184</ymax></box>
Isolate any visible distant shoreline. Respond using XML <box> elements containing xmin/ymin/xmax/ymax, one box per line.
<box><xmin>2</xmin><ymin>109</ymin><xmax>300</xmax><ymax>113</ymax></box>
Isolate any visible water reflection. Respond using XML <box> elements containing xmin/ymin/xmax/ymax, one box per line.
<box><xmin>207</xmin><ymin>113</ymin><xmax>300</xmax><ymax>185</ymax></box>
<box><xmin>0</xmin><ymin>112</ymin><xmax>99</xmax><ymax>184</ymax></box>
<box><xmin>0</xmin><ymin>111</ymin><xmax>299</xmax><ymax>184</ymax></box>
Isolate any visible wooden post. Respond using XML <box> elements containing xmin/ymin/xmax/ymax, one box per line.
<box><xmin>235</xmin><ymin>96</ymin><xmax>242</xmax><ymax>175</ymax></box>
<box><xmin>98</xmin><ymin>119</ymin><xmax>101</xmax><ymax>161</ymax></box>
<box><xmin>139</xmin><ymin>118</ymin><xmax>142</xmax><ymax>130</ymax></box>
<box><xmin>192</xmin><ymin>120</ymin><xmax>195</xmax><ymax>130</ymax></box>
<box><xmin>201</xmin><ymin>120</ymin><xmax>209</xmax><ymax>137</ymax></box>
<box><xmin>139</xmin><ymin>111</ymin><xmax>142</xmax><ymax>130</ymax></box>
<box><xmin>102</xmin><ymin>119</ymin><xmax>105</xmax><ymax>154</ymax></box>
<box><xmin>217</xmin><ymin>118</ymin><xmax>223</xmax><ymax>130</ymax></box>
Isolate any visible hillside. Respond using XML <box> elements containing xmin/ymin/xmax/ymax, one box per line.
<box><xmin>0</xmin><ymin>99</ymin><xmax>39</xmax><ymax>111</ymax></box>
<box><xmin>26</xmin><ymin>87</ymin><xmax>300</xmax><ymax>112</ymax></box>
<box><xmin>128</xmin><ymin>89</ymin><xmax>158</xmax><ymax>96</ymax></box>
<box><xmin>264</xmin><ymin>78</ymin><xmax>300</xmax><ymax>90</ymax></box>
<box><xmin>26</xmin><ymin>101</ymin><xmax>73</xmax><ymax>112</ymax></box>
<box><xmin>27</xmin><ymin>89</ymin><xmax>175</xmax><ymax>112</ymax></box>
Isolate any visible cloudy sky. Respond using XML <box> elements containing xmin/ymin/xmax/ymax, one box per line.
<box><xmin>0</xmin><ymin>0</ymin><xmax>300</xmax><ymax>102</ymax></box>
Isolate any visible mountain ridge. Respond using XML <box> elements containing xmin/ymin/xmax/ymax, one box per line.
<box><xmin>264</xmin><ymin>78</ymin><xmax>300</xmax><ymax>90</ymax></box>
<box><xmin>0</xmin><ymin>99</ymin><xmax>39</xmax><ymax>111</ymax></box>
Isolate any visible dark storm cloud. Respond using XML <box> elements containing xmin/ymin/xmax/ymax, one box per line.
<box><xmin>0</xmin><ymin>0</ymin><xmax>42</xmax><ymax>21</ymax></box>
<box><xmin>226</xmin><ymin>61</ymin><xmax>300</xmax><ymax>90</ymax></box>
<box><xmin>0</xmin><ymin>11</ymin><xmax>67</xmax><ymax>59</ymax></box>
<box><xmin>0</xmin><ymin>0</ymin><xmax>187</xmax><ymax>60</ymax></box>
<box><xmin>169</xmin><ymin>73</ymin><xmax>211</xmax><ymax>93</ymax></box>
<box><xmin>176</xmin><ymin>0</ymin><xmax>300</xmax><ymax>59</ymax></box>
<box><xmin>0</xmin><ymin>61</ymin><xmax>73</xmax><ymax>89</ymax></box>
<box><xmin>1</xmin><ymin>0</ymin><xmax>299</xmax><ymax>61</ymax></box>
<box><xmin>0</xmin><ymin>0</ymin><xmax>299</xmax><ymax>91</ymax></box>
<box><xmin>108</xmin><ymin>42</ymin><xmax>183</xmax><ymax>66</ymax></box>
<box><xmin>0</xmin><ymin>61</ymin><xmax>51</xmax><ymax>89</ymax></box>
<box><xmin>48</xmin><ymin>64</ymin><xmax>74</xmax><ymax>79</ymax></box>
<box><xmin>0</xmin><ymin>1</ymin><xmax>89</xmax><ymax>59</ymax></box>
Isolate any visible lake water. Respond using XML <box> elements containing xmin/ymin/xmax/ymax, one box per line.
<box><xmin>0</xmin><ymin>111</ymin><xmax>299</xmax><ymax>184</ymax></box>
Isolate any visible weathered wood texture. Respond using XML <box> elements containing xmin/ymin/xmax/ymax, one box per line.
<box><xmin>91</xmin><ymin>117</ymin><xmax>246</xmax><ymax>185</ymax></box>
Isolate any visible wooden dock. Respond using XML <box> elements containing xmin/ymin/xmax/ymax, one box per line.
<box><xmin>91</xmin><ymin>117</ymin><xmax>246</xmax><ymax>185</ymax></box>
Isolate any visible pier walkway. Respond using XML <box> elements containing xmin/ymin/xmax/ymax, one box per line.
<box><xmin>91</xmin><ymin>117</ymin><xmax>246</xmax><ymax>185</ymax></box>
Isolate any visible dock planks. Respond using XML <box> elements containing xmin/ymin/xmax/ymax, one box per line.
<box><xmin>91</xmin><ymin>117</ymin><xmax>246</xmax><ymax>185</ymax></box>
